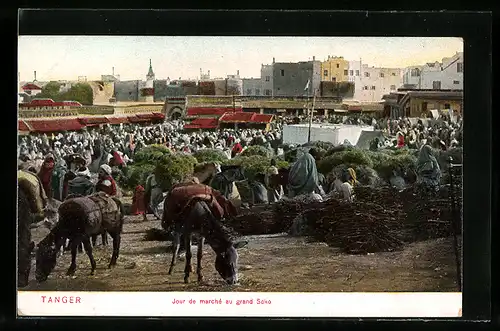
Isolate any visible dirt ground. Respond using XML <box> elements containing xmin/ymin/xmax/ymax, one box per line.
<box><xmin>22</xmin><ymin>212</ymin><xmax>461</xmax><ymax>292</ymax></box>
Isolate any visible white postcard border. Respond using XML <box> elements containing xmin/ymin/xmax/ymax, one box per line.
<box><xmin>18</xmin><ymin>291</ymin><xmax>462</xmax><ymax>318</ymax></box>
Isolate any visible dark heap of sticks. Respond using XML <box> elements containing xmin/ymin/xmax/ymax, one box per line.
<box><xmin>226</xmin><ymin>204</ymin><xmax>278</xmax><ymax>235</ymax></box>
<box><xmin>303</xmin><ymin>197</ymin><xmax>404</xmax><ymax>254</ymax></box>
<box><xmin>143</xmin><ymin>228</ymin><xmax>171</xmax><ymax>241</ymax></box>
<box><xmin>399</xmin><ymin>186</ymin><xmax>455</xmax><ymax>242</ymax></box>
<box><xmin>273</xmin><ymin>199</ymin><xmax>317</xmax><ymax>233</ymax></box>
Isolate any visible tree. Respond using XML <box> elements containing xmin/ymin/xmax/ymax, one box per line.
<box><xmin>36</xmin><ymin>81</ymin><xmax>62</xmax><ymax>100</ymax></box>
<box><xmin>36</xmin><ymin>81</ymin><xmax>94</xmax><ymax>105</ymax></box>
<box><xmin>61</xmin><ymin>83</ymin><xmax>94</xmax><ymax>105</ymax></box>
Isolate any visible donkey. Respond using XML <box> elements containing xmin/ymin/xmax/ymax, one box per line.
<box><xmin>17</xmin><ymin>189</ymin><xmax>35</xmax><ymax>288</ymax></box>
<box><xmin>194</xmin><ymin>162</ymin><xmax>245</xmax><ymax>209</ymax></box>
<box><xmin>35</xmin><ymin>192</ymin><xmax>125</xmax><ymax>282</ymax></box>
<box><xmin>163</xmin><ymin>183</ymin><xmax>246</xmax><ymax>285</ymax></box>
<box><xmin>61</xmin><ymin>193</ymin><xmax>109</xmax><ymax>253</ymax></box>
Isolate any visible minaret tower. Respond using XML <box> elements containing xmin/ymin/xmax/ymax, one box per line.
<box><xmin>142</xmin><ymin>59</ymin><xmax>155</xmax><ymax>102</ymax></box>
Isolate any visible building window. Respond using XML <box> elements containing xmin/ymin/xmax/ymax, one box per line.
<box><xmin>349</xmin><ymin>70</ymin><xmax>353</xmax><ymax>76</ymax></box>
<box><xmin>324</xmin><ymin>70</ymin><xmax>328</xmax><ymax>77</ymax></box>
<box><xmin>265</xmin><ymin>89</ymin><xmax>271</xmax><ymax>96</ymax></box>
<box><xmin>363</xmin><ymin>86</ymin><xmax>368</xmax><ymax>90</ymax></box>
<box><xmin>336</xmin><ymin>64</ymin><xmax>340</xmax><ymax>68</ymax></box>
<box><xmin>390</xmin><ymin>85</ymin><xmax>396</xmax><ymax>90</ymax></box>
<box><xmin>453</xmin><ymin>80</ymin><xmax>460</xmax><ymax>85</ymax></box>
<box><xmin>255</xmin><ymin>89</ymin><xmax>260</xmax><ymax>95</ymax></box>
<box><xmin>364</xmin><ymin>72</ymin><xmax>370</xmax><ymax>77</ymax></box>
<box><xmin>457</xmin><ymin>62</ymin><xmax>463</xmax><ymax>73</ymax></box>
<box><xmin>380</xmin><ymin>73</ymin><xmax>385</xmax><ymax>78</ymax></box>
<box><xmin>246</xmin><ymin>89</ymin><xmax>252</xmax><ymax>95</ymax></box>
<box><xmin>344</xmin><ymin>69</ymin><xmax>348</xmax><ymax>76</ymax></box>
<box><xmin>356</xmin><ymin>70</ymin><xmax>360</xmax><ymax>76</ymax></box>
<box><xmin>332</xmin><ymin>77</ymin><xmax>336</xmax><ymax>82</ymax></box>
<box><xmin>444</xmin><ymin>103</ymin><xmax>451</xmax><ymax>109</ymax></box>
<box><xmin>280</xmin><ymin>69</ymin><xmax>285</xmax><ymax>76</ymax></box>
<box><xmin>392</xmin><ymin>73</ymin><xmax>396</xmax><ymax>76</ymax></box>
<box><xmin>411</xmin><ymin>68</ymin><xmax>421</xmax><ymax>77</ymax></box>
<box><xmin>265</xmin><ymin>76</ymin><xmax>270</xmax><ymax>82</ymax></box>
<box><xmin>371</xmin><ymin>86</ymin><xmax>376</xmax><ymax>90</ymax></box>
<box><xmin>432</xmin><ymin>81</ymin><xmax>442</xmax><ymax>89</ymax></box>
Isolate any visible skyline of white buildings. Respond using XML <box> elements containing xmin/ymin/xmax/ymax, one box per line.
<box><xmin>19</xmin><ymin>52</ymin><xmax>463</xmax><ymax>103</ymax></box>
<box><xmin>402</xmin><ymin>52</ymin><xmax>463</xmax><ymax>90</ymax></box>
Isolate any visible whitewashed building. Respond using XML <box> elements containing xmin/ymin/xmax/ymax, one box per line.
<box><xmin>402</xmin><ymin>52</ymin><xmax>463</xmax><ymax>90</ymax></box>
<box><xmin>347</xmin><ymin>61</ymin><xmax>403</xmax><ymax>102</ymax></box>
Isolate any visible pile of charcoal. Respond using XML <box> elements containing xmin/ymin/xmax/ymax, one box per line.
<box><xmin>303</xmin><ymin>198</ymin><xmax>404</xmax><ymax>254</ymax></box>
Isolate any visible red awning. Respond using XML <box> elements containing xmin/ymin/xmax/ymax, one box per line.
<box><xmin>128</xmin><ymin>116</ymin><xmax>150</xmax><ymax>123</ymax></box>
<box><xmin>186</xmin><ymin>107</ymin><xmax>242</xmax><ymax>117</ymax></box>
<box><xmin>135</xmin><ymin>113</ymin><xmax>155</xmax><ymax>119</ymax></box>
<box><xmin>152</xmin><ymin>112</ymin><xmax>165</xmax><ymax>120</ymax></box>
<box><xmin>219</xmin><ymin>112</ymin><xmax>254</xmax><ymax>123</ymax></box>
<box><xmin>219</xmin><ymin>112</ymin><xmax>274</xmax><ymax>124</ymax></box>
<box><xmin>106</xmin><ymin>117</ymin><xmax>129</xmax><ymax>124</ymax></box>
<box><xmin>26</xmin><ymin>119</ymin><xmax>85</xmax><ymax>132</ymax></box>
<box><xmin>18</xmin><ymin>120</ymin><xmax>30</xmax><ymax>131</ymax></box>
<box><xmin>251</xmin><ymin>114</ymin><xmax>274</xmax><ymax>123</ymax></box>
<box><xmin>78</xmin><ymin>117</ymin><xmax>109</xmax><ymax>125</ymax></box>
<box><xmin>184</xmin><ymin>117</ymin><xmax>219</xmax><ymax>129</ymax></box>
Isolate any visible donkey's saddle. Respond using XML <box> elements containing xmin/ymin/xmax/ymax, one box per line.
<box><xmin>162</xmin><ymin>183</ymin><xmax>237</xmax><ymax>230</ymax></box>
<box><xmin>60</xmin><ymin>192</ymin><xmax>121</xmax><ymax>233</ymax></box>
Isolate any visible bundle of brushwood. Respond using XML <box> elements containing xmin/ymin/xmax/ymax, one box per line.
<box><xmin>399</xmin><ymin>186</ymin><xmax>454</xmax><ymax>242</ymax></box>
<box><xmin>225</xmin><ymin>204</ymin><xmax>277</xmax><ymax>236</ymax></box>
<box><xmin>354</xmin><ymin>185</ymin><xmax>403</xmax><ymax>209</ymax></box>
<box><xmin>144</xmin><ymin>228</ymin><xmax>171</xmax><ymax>241</ymax></box>
<box><xmin>303</xmin><ymin>198</ymin><xmax>404</xmax><ymax>254</ymax></box>
<box><xmin>273</xmin><ymin>198</ymin><xmax>322</xmax><ymax>234</ymax></box>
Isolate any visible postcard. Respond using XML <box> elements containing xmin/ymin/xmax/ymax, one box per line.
<box><xmin>17</xmin><ymin>34</ymin><xmax>464</xmax><ymax>318</ymax></box>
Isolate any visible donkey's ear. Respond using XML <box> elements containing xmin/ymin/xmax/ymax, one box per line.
<box><xmin>233</xmin><ymin>240</ymin><xmax>248</xmax><ymax>249</ymax></box>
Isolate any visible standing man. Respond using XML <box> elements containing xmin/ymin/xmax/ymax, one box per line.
<box><xmin>264</xmin><ymin>159</ymin><xmax>281</xmax><ymax>203</ymax></box>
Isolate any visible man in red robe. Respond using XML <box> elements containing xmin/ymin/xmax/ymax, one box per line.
<box><xmin>95</xmin><ymin>164</ymin><xmax>117</xmax><ymax>196</ymax></box>
<box><xmin>131</xmin><ymin>185</ymin><xmax>148</xmax><ymax>221</ymax></box>
<box><xmin>231</xmin><ymin>139</ymin><xmax>243</xmax><ymax>158</ymax></box>
<box><xmin>38</xmin><ymin>154</ymin><xmax>55</xmax><ymax>198</ymax></box>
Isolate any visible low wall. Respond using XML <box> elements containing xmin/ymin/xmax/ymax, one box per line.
<box><xmin>283</xmin><ymin>124</ymin><xmax>374</xmax><ymax>146</ymax></box>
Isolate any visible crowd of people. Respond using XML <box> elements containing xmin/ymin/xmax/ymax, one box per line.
<box><xmin>18</xmin><ymin>112</ymin><xmax>462</xmax><ymax>220</ymax></box>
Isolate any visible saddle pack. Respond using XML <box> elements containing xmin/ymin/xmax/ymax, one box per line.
<box><xmin>61</xmin><ymin>192</ymin><xmax>121</xmax><ymax>234</ymax></box>
<box><xmin>162</xmin><ymin>183</ymin><xmax>237</xmax><ymax>230</ymax></box>
<box><xmin>18</xmin><ymin>170</ymin><xmax>48</xmax><ymax>220</ymax></box>
<box><xmin>88</xmin><ymin>192</ymin><xmax>122</xmax><ymax>230</ymax></box>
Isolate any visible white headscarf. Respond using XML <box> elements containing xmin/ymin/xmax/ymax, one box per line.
<box><xmin>100</xmin><ymin>164</ymin><xmax>112</xmax><ymax>176</ymax></box>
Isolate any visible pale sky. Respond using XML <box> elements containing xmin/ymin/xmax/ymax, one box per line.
<box><xmin>18</xmin><ymin>36</ymin><xmax>463</xmax><ymax>82</ymax></box>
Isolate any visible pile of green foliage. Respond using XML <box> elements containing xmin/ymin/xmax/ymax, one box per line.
<box><xmin>193</xmin><ymin>148</ymin><xmax>229</xmax><ymax>163</ymax></box>
<box><xmin>241</xmin><ymin>145</ymin><xmax>274</xmax><ymax>158</ymax></box>
<box><xmin>133</xmin><ymin>144</ymin><xmax>172</xmax><ymax>163</ymax></box>
<box><xmin>317</xmin><ymin>149</ymin><xmax>374</xmax><ymax>175</ymax></box>
<box><xmin>302</xmin><ymin>141</ymin><xmax>335</xmax><ymax>151</ymax></box>
<box><xmin>223</xmin><ymin>155</ymin><xmax>289</xmax><ymax>181</ymax></box>
<box><xmin>155</xmin><ymin>153</ymin><xmax>197</xmax><ymax>190</ymax></box>
<box><xmin>117</xmin><ymin>145</ymin><xmax>171</xmax><ymax>189</ymax></box>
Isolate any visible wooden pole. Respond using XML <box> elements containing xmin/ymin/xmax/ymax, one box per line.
<box><xmin>307</xmin><ymin>90</ymin><xmax>316</xmax><ymax>143</ymax></box>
